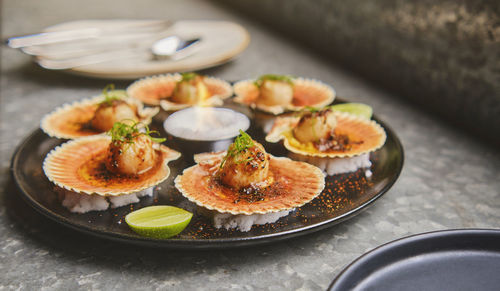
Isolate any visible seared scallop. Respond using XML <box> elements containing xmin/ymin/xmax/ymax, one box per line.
<box><xmin>106</xmin><ymin>134</ymin><xmax>157</xmax><ymax>175</ymax></box>
<box><xmin>171</xmin><ymin>74</ymin><xmax>209</xmax><ymax>104</ymax></box>
<box><xmin>216</xmin><ymin>132</ymin><xmax>270</xmax><ymax>189</ymax></box>
<box><xmin>91</xmin><ymin>99</ymin><xmax>138</xmax><ymax>132</ymax></box>
<box><xmin>293</xmin><ymin>108</ymin><xmax>337</xmax><ymax>143</ymax></box>
<box><xmin>258</xmin><ymin>79</ymin><xmax>293</xmax><ymax>106</ymax></box>
<box><xmin>104</xmin><ymin>121</ymin><xmax>165</xmax><ymax>176</ymax></box>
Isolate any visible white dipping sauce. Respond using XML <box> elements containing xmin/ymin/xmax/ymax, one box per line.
<box><xmin>163</xmin><ymin>107</ymin><xmax>250</xmax><ymax>141</ymax></box>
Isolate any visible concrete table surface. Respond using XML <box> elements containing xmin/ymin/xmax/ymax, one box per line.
<box><xmin>1</xmin><ymin>1</ymin><xmax>499</xmax><ymax>290</ymax></box>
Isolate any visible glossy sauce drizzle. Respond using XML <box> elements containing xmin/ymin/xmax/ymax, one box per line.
<box><xmin>77</xmin><ymin>149</ymin><xmax>163</xmax><ymax>189</ymax></box>
<box><xmin>206</xmin><ymin>174</ymin><xmax>290</xmax><ymax>205</ymax></box>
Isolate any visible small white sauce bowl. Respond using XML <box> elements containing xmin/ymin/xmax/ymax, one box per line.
<box><xmin>163</xmin><ymin>107</ymin><xmax>250</xmax><ymax>141</ymax></box>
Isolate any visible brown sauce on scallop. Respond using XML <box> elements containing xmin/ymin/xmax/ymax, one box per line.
<box><xmin>314</xmin><ymin>132</ymin><xmax>364</xmax><ymax>152</ymax></box>
<box><xmin>77</xmin><ymin>149</ymin><xmax>163</xmax><ymax>189</ymax></box>
<box><xmin>204</xmin><ymin>172</ymin><xmax>291</xmax><ymax>205</ymax></box>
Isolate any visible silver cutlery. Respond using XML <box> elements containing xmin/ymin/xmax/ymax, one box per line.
<box><xmin>6</xmin><ymin>20</ymin><xmax>202</xmax><ymax>70</ymax></box>
<box><xmin>36</xmin><ymin>36</ymin><xmax>202</xmax><ymax>70</ymax></box>
<box><xmin>5</xmin><ymin>20</ymin><xmax>172</xmax><ymax>48</ymax></box>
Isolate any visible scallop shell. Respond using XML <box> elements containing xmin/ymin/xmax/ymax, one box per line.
<box><xmin>40</xmin><ymin>95</ymin><xmax>159</xmax><ymax>139</ymax></box>
<box><xmin>233</xmin><ymin>77</ymin><xmax>335</xmax><ymax>115</ymax></box>
<box><xmin>126</xmin><ymin>73</ymin><xmax>233</xmax><ymax>110</ymax></box>
<box><xmin>175</xmin><ymin>151</ymin><xmax>325</xmax><ymax>215</ymax></box>
<box><xmin>43</xmin><ymin>135</ymin><xmax>181</xmax><ymax>196</ymax></box>
<box><xmin>266</xmin><ymin>111</ymin><xmax>386</xmax><ymax>158</ymax></box>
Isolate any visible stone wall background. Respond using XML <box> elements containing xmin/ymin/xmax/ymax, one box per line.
<box><xmin>217</xmin><ymin>0</ymin><xmax>500</xmax><ymax>146</ymax></box>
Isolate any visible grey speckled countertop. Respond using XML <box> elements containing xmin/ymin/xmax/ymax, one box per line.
<box><xmin>1</xmin><ymin>1</ymin><xmax>499</xmax><ymax>290</ymax></box>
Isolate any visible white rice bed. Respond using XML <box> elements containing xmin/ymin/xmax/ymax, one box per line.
<box><xmin>57</xmin><ymin>187</ymin><xmax>154</xmax><ymax>213</ymax></box>
<box><xmin>290</xmin><ymin>153</ymin><xmax>372</xmax><ymax>176</ymax></box>
<box><xmin>211</xmin><ymin>209</ymin><xmax>292</xmax><ymax>232</ymax></box>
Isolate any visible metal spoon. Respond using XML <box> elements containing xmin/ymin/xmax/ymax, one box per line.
<box><xmin>151</xmin><ymin>35</ymin><xmax>201</xmax><ymax>60</ymax></box>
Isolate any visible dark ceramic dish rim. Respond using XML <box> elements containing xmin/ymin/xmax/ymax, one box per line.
<box><xmin>10</xmin><ymin>112</ymin><xmax>404</xmax><ymax>249</ymax></box>
<box><xmin>328</xmin><ymin>228</ymin><xmax>500</xmax><ymax>290</ymax></box>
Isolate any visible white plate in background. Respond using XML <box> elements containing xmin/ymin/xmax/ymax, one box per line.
<box><xmin>30</xmin><ymin>19</ymin><xmax>250</xmax><ymax>79</ymax></box>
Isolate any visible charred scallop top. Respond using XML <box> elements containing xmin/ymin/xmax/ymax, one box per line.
<box><xmin>171</xmin><ymin>72</ymin><xmax>209</xmax><ymax>104</ymax></box>
<box><xmin>293</xmin><ymin>107</ymin><xmax>337</xmax><ymax>144</ymax></box>
<box><xmin>90</xmin><ymin>85</ymin><xmax>139</xmax><ymax>132</ymax></box>
<box><xmin>216</xmin><ymin>130</ymin><xmax>271</xmax><ymax>190</ymax></box>
<box><xmin>105</xmin><ymin>121</ymin><xmax>165</xmax><ymax>175</ymax></box>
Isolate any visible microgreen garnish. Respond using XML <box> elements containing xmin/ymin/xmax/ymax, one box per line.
<box><xmin>179</xmin><ymin>72</ymin><xmax>198</xmax><ymax>83</ymax></box>
<box><xmin>99</xmin><ymin>84</ymin><xmax>124</xmax><ymax>106</ymax></box>
<box><xmin>108</xmin><ymin>121</ymin><xmax>166</xmax><ymax>145</ymax></box>
<box><xmin>254</xmin><ymin>74</ymin><xmax>294</xmax><ymax>88</ymax></box>
<box><xmin>219</xmin><ymin>130</ymin><xmax>255</xmax><ymax>169</ymax></box>
<box><xmin>294</xmin><ymin>106</ymin><xmax>321</xmax><ymax>118</ymax></box>
<box><xmin>305</xmin><ymin>106</ymin><xmax>320</xmax><ymax>113</ymax></box>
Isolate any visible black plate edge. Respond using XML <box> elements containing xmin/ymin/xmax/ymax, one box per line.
<box><xmin>10</xmin><ymin>113</ymin><xmax>404</xmax><ymax>249</ymax></box>
<box><xmin>328</xmin><ymin>228</ymin><xmax>500</xmax><ymax>290</ymax></box>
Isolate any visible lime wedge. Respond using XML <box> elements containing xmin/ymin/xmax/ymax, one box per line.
<box><xmin>330</xmin><ymin>103</ymin><xmax>373</xmax><ymax>119</ymax></box>
<box><xmin>125</xmin><ymin>205</ymin><xmax>192</xmax><ymax>239</ymax></box>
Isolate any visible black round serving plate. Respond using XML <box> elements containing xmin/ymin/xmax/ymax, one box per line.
<box><xmin>10</xmin><ymin>101</ymin><xmax>404</xmax><ymax>249</ymax></box>
<box><xmin>328</xmin><ymin>229</ymin><xmax>500</xmax><ymax>291</ymax></box>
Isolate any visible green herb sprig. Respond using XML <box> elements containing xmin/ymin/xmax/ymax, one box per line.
<box><xmin>293</xmin><ymin>106</ymin><xmax>322</xmax><ymax>118</ymax></box>
<box><xmin>179</xmin><ymin>72</ymin><xmax>198</xmax><ymax>83</ymax></box>
<box><xmin>99</xmin><ymin>84</ymin><xmax>125</xmax><ymax>106</ymax></box>
<box><xmin>108</xmin><ymin>121</ymin><xmax>166</xmax><ymax>145</ymax></box>
<box><xmin>219</xmin><ymin>130</ymin><xmax>255</xmax><ymax>169</ymax></box>
<box><xmin>254</xmin><ymin>74</ymin><xmax>294</xmax><ymax>88</ymax></box>
<box><xmin>304</xmin><ymin>106</ymin><xmax>320</xmax><ymax>113</ymax></box>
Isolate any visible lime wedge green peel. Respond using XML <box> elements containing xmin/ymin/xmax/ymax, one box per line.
<box><xmin>125</xmin><ymin>205</ymin><xmax>193</xmax><ymax>239</ymax></box>
<box><xmin>330</xmin><ymin>103</ymin><xmax>373</xmax><ymax>119</ymax></box>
